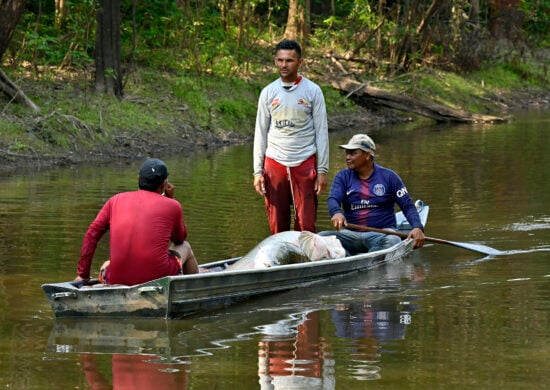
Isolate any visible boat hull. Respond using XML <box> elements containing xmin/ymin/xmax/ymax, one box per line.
<box><xmin>42</xmin><ymin>239</ymin><xmax>414</xmax><ymax>319</ymax></box>
<box><xmin>42</xmin><ymin>201</ymin><xmax>428</xmax><ymax>318</ymax></box>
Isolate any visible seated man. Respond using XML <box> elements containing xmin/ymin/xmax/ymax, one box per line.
<box><xmin>74</xmin><ymin>158</ymin><xmax>199</xmax><ymax>286</ymax></box>
<box><xmin>320</xmin><ymin>134</ymin><xmax>425</xmax><ymax>255</ymax></box>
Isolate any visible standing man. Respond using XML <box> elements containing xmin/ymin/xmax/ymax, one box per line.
<box><xmin>74</xmin><ymin>158</ymin><xmax>199</xmax><ymax>286</ymax></box>
<box><xmin>320</xmin><ymin>134</ymin><xmax>425</xmax><ymax>254</ymax></box>
<box><xmin>253</xmin><ymin>39</ymin><xmax>329</xmax><ymax>234</ymax></box>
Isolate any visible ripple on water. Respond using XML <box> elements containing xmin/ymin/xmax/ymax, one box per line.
<box><xmin>503</xmin><ymin>216</ymin><xmax>550</xmax><ymax>232</ymax></box>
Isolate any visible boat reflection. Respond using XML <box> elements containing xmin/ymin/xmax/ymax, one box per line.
<box><xmin>78</xmin><ymin>353</ymin><xmax>190</xmax><ymax>388</ymax></box>
<box><xmin>257</xmin><ymin>310</ymin><xmax>334</xmax><ymax>389</ymax></box>
<box><xmin>47</xmin><ymin>319</ymin><xmax>193</xmax><ymax>389</ymax></box>
<box><xmin>45</xmin><ymin>259</ymin><xmax>428</xmax><ymax>388</ymax></box>
<box><xmin>256</xmin><ymin>260</ymin><xmax>427</xmax><ymax>388</ymax></box>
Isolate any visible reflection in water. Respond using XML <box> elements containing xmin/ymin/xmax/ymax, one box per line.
<box><xmin>47</xmin><ymin>320</ymin><xmax>190</xmax><ymax>389</ymax></box>
<box><xmin>48</xmin><ymin>319</ymin><xmax>191</xmax><ymax>389</ymax></box>
<box><xmin>256</xmin><ymin>261</ymin><xmax>427</xmax><ymax>388</ymax></box>
<box><xmin>45</xmin><ymin>261</ymin><xmax>428</xmax><ymax>389</ymax></box>
<box><xmin>330</xmin><ymin>298</ymin><xmax>416</xmax><ymax>381</ymax></box>
<box><xmin>258</xmin><ymin>311</ymin><xmax>334</xmax><ymax>389</ymax></box>
<box><xmin>80</xmin><ymin>354</ymin><xmax>189</xmax><ymax>389</ymax></box>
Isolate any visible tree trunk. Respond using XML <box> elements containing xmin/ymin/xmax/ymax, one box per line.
<box><xmin>284</xmin><ymin>0</ymin><xmax>299</xmax><ymax>40</ymax></box>
<box><xmin>284</xmin><ymin>0</ymin><xmax>310</xmax><ymax>41</ymax></box>
<box><xmin>0</xmin><ymin>0</ymin><xmax>40</xmax><ymax>113</ymax></box>
<box><xmin>0</xmin><ymin>0</ymin><xmax>26</xmax><ymax>59</ymax></box>
<box><xmin>94</xmin><ymin>0</ymin><xmax>123</xmax><ymax>98</ymax></box>
<box><xmin>331</xmin><ymin>77</ymin><xmax>507</xmax><ymax>124</ymax></box>
<box><xmin>470</xmin><ymin>0</ymin><xmax>480</xmax><ymax>27</ymax></box>
<box><xmin>376</xmin><ymin>0</ymin><xmax>385</xmax><ymax>60</ymax></box>
<box><xmin>0</xmin><ymin>68</ymin><xmax>40</xmax><ymax>113</ymax></box>
<box><xmin>55</xmin><ymin>0</ymin><xmax>67</xmax><ymax>27</ymax></box>
<box><xmin>237</xmin><ymin>0</ymin><xmax>246</xmax><ymax>50</ymax></box>
<box><xmin>416</xmin><ymin>0</ymin><xmax>443</xmax><ymax>35</ymax></box>
<box><xmin>489</xmin><ymin>0</ymin><xmax>524</xmax><ymax>40</ymax></box>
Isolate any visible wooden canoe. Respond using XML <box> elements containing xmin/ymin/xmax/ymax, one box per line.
<box><xmin>42</xmin><ymin>201</ymin><xmax>429</xmax><ymax>319</ymax></box>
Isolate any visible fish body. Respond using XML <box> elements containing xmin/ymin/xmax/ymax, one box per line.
<box><xmin>226</xmin><ymin>231</ymin><xmax>306</xmax><ymax>271</ymax></box>
<box><xmin>226</xmin><ymin>231</ymin><xmax>345</xmax><ymax>271</ymax></box>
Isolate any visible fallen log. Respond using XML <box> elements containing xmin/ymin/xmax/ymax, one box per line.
<box><xmin>331</xmin><ymin>77</ymin><xmax>507</xmax><ymax>124</ymax></box>
<box><xmin>0</xmin><ymin>68</ymin><xmax>40</xmax><ymax>114</ymax></box>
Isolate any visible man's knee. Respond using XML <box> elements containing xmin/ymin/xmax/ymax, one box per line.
<box><xmin>170</xmin><ymin>241</ymin><xmax>189</xmax><ymax>259</ymax></box>
<box><xmin>383</xmin><ymin>235</ymin><xmax>401</xmax><ymax>248</ymax></box>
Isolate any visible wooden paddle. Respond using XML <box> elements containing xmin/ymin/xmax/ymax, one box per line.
<box><xmin>345</xmin><ymin>223</ymin><xmax>501</xmax><ymax>256</ymax></box>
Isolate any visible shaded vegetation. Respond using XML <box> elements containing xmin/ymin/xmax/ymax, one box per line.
<box><xmin>0</xmin><ymin>1</ymin><xmax>549</xmax><ymax>173</ymax></box>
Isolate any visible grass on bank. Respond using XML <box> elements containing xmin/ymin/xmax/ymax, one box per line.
<box><xmin>397</xmin><ymin>49</ymin><xmax>549</xmax><ymax>114</ymax></box>
<box><xmin>0</xmin><ymin>54</ymin><xmax>548</xmax><ymax>159</ymax></box>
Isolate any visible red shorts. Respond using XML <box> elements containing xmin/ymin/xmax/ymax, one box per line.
<box><xmin>98</xmin><ymin>251</ymin><xmax>183</xmax><ymax>284</ymax></box>
<box><xmin>263</xmin><ymin>155</ymin><xmax>318</xmax><ymax>233</ymax></box>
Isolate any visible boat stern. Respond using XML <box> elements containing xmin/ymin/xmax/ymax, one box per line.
<box><xmin>42</xmin><ymin>279</ymin><xmax>171</xmax><ymax>318</ymax></box>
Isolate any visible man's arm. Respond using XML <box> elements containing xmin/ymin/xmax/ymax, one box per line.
<box><xmin>253</xmin><ymin>89</ymin><xmax>270</xmax><ymax>177</ymax></box>
<box><xmin>315</xmin><ymin>172</ymin><xmax>327</xmax><ymax>195</ymax></box>
<box><xmin>75</xmin><ymin>202</ymin><xmax>111</xmax><ymax>280</ymax></box>
<box><xmin>164</xmin><ymin>182</ymin><xmax>188</xmax><ymax>245</ymax></box>
<box><xmin>312</xmin><ymin>85</ymin><xmax>329</xmax><ymax>177</ymax></box>
<box><xmin>327</xmin><ymin>172</ymin><xmax>347</xmax><ymax>229</ymax></box>
<box><xmin>391</xmin><ymin>174</ymin><xmax>425</xmax><ymax>248</ymax></box>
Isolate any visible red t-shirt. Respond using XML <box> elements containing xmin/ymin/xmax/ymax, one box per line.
<box><xmin>77</xmin><ymin>190</ymin><xmax>187</xmax><ymax>285</ymax></box>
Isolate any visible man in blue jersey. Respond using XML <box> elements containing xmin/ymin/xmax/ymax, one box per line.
<box><xmin>320</xmin><ymin>134</ymin><xmax>425</xmax><ymax>254</ymax></box>
<box><xmin>253</xmin><ymin>39</ymin><xmax>329</xmax><ymax>234</ymax></box>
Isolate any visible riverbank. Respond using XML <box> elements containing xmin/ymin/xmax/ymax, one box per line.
<box><xmin>1</xmin><ymin>64</ymin><xmax>549</xmax><ymax>177</ymax></box>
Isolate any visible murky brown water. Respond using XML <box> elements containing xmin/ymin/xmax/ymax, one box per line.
<box><xmin>1</xmin><ymin>110</ymin><xmax>549</xmax><ymax>389</ymax></box>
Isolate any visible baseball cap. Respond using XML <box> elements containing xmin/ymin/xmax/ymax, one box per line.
<box><xmin>339</xmin><ymin>134</ymin><xmax>376</xmax><ymax>156</ymax></box>
<box><xmin>138</xmin><ymin>158</ymin><xmax>168</xmax><ymax>190</ymax></box>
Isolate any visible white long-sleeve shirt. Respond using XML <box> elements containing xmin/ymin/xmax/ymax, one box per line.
<box><xmin>253</xmin><ymin>75</ymin><xmax>329</xmax><ymax>176</ymax></box>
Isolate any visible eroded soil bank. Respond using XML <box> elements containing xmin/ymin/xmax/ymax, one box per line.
<box><xmin>1</xmin><ymin>87</ymin><xmax>548</xmax><ymax>177</ymax></box>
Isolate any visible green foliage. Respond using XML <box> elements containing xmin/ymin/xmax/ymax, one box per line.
<box><xmin>170</xmin><ymin>75</ymin><xmax>258</xmax><ymax>132</ymax></box>
<box><xmin>322</xmin><ymin>86</ymin><xmax>356</xmax><ymax>115</ymax></box>
<box><xmin>215</xmin><ymin>96</ymin><xmax>256</xmax><ymax>129</ymax></box>
<box><xmin>520</xmin><ymin>0</ymin><xmax>550</xmax><ymax>44</ymax></box>
<box><xmin>470</xmin><ymin>56</ymin><xmax>550</xmax><ymax>92</ymax></box>
<box><xmin>9</xmin><ymin>1</ymin><xmax>96</xmax><ymax>69</ymax></box>
<box><xmin>0</xmin><ymin>120</ymin><xmax>26</xmax><ymax>139</ymax></box>
<box><xmin>1</xmin><ymin>0</ymin><xmax>549</xmax><ymax>161</ymax></box>
<box><xmin>171</xmin><ymin>78</ymin><xmax>214</xmax><ymax>126</ymax></box>
<box><xmin>6</xmin><ymin>0</ymin><xmax>548</xmax><ymax>80</ymax></box>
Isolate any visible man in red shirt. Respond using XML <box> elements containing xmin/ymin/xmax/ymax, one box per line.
<box><xmin>74</xmin><ymin>158</ymin><xmax>199</xmax><ymax>285</ymax></box>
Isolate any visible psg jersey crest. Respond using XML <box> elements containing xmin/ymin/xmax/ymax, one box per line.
<box><xmin>373</xmin><ymin>184</ymin><xmax>386</xmax><ymax>196</ymax></box>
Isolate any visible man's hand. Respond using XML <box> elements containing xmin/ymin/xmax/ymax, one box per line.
<box><xmin>164</xmin><ymin>181</ymin><xmax>176</xmax><ymax>198</ymax></box>
<box><xmin>408</xmin><ymin>227</ymin><xmax>425</xmax><ymax>249</ymax></box>
<box><xmin>254</xmin><ymin>175</ymin><xmax>266</xmax><ymax>196</ymax></box>
<box><xmin>315</xmin><ymin>173</ymin><xmax>327</xmax><ymax>195</ymax></box>
<box><xmin>331</xmin><ymin>212</ymin><xmax>346</xmax><ymax>230</ymax></box>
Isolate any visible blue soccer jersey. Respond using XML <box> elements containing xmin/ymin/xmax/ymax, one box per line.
<box><xmin>327</xmin><ymin>163</ymin><xmax>423</xmax><ymax>230</ymax></box>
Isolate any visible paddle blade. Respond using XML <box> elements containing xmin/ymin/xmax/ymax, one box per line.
<box><xmin>445</xmin><ymin>240</ymin><xmax>502</xmax><ymax>256</ymax></box>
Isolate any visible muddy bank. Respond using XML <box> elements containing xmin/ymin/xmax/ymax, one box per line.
<box><xmin>0</xmin><ymin>105</ymin><xmax>401</xmax><ymax>176</ymax></box>
<box><xmin>1</xmin><ymin>89</ymin><xmax>548</xmax><ymax>177</ymax></box>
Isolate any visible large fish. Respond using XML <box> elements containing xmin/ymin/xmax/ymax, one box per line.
<box><xmin>226</xmin><ymin>231</ymin><xmax>345</xmax><ymax>271</ymax></box>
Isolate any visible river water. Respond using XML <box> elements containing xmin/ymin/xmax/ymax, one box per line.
<box><xmin>1</xmin><ymin>110</ymin><xmax>549</xmax><ymax>389</ymax></box>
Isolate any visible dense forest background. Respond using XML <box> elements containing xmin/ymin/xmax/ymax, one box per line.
<box><xmin>2</xmin><ymin>1</ymin><xmax>548</xmax><ymax>83</ymax></box>
<box><xmin>0</xmin><ymin>0</ymin><xmax>548</xmax><ymax>171</ymax></box>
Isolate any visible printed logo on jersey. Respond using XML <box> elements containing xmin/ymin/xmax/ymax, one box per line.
<box><xmin>271</xmin><ymin>98</ymin><xmax>280</xmax><ymax>109</ymax></box>
<box><xmin>297</xmin><ymin>98</ymin><xmax>309</xmax><ymax>106</ymax></box>
<box><xmin>396</xmin><ymin>186</ymin><xmax>408</xmax><ymax>198</ymax></box>
<box><xmin>275</xmin><ymin>119</ymin><xmax>295</xmax><ymax>128</ymax></box>
<box><xmin>351</xmin><ymin>199</ymin><xmax>371</xmax><ymax>210</ymax></box>
<box><xmin>373</xmin><ymin>184</ymin><xmax>386</xmax><ymax>196</ymax></box>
